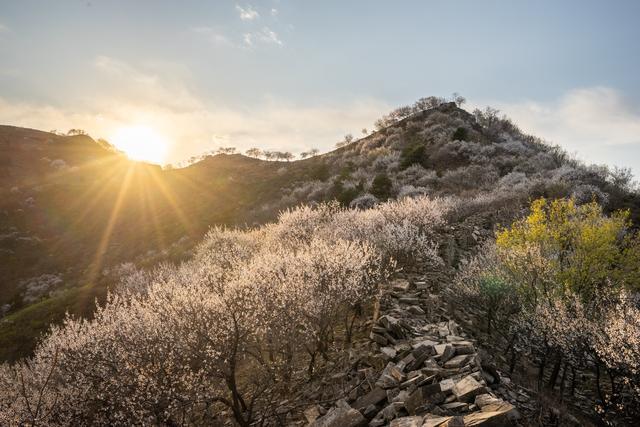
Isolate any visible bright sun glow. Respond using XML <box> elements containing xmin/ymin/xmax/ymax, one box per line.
<box><xmin>111</xmin><ymin>125</ymin><xmax>169</xmax><ymax>164</ymax></box>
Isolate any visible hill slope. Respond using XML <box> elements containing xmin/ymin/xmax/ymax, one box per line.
<box><xmin>1</xmin><ymin>102</ymin><xmax>638</xmax><ymax>361</ymax></box>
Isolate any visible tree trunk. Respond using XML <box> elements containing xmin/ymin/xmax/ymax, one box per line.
<box><xmin>548</xmin><ymin>355</ymin><xmax>562</xmax><ymax>390</ymax></box>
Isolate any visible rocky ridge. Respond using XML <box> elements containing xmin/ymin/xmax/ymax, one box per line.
<box><xmin>304</xmin><ymin>276</ymin><xmax>534</xmax><ymax>427</ymax></box>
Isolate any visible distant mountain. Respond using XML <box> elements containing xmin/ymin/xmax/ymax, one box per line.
<box><xmin>1</xmin><ymin>101</ymin><xmax>638</xmax><ymax>361</ymax></box>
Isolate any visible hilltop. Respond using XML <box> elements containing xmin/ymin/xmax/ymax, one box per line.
<box><xmin>0</xmin><ymin>100</ymin><xmax>638</xmax><ymax>364</ymax></box>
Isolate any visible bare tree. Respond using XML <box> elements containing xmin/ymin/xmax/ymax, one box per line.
<box><xmin>245</xmin><ymin>148</ymin><xmax>263</xmax><ymax>158</ymax></box>
<box><xmin>217</xmin><ymin>147</ymin><xmax>237</xmax><ymax>155</ymax></box>
<box><xmin>452</xmin><ymin>92</ymin><xmax>466</xmax><ymax>107</ymax></box>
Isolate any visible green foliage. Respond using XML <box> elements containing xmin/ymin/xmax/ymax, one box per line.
<box><xmin>400</xmin><ymin>143</ymin><xmax>426</xmax><ymax>170</ymax></box>
<box><xmin>452</xmin><ymin>127</ymin><xmax>468</xmax><ymax>141</ymax></box>
<box><xmin>370</xmin><ymin>173</ymin><xmax>393</xmax><ymax>200</ymax></box>
<box><xmin>496</xmin><ymin>197</ymin><xmax>640</xmax><ymax>300</ymax></box>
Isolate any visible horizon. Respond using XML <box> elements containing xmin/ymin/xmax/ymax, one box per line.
<box><xmin>1</xmin><ymin>1</ymin><xmax>640</xmax><ymax>175</ymax></box>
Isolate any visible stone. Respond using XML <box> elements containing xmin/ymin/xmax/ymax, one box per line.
<box><xmin>370</xmin><ymin>332</ymin><xmax>388</xmax><ymax>346</ymax></box>
<box><xmin>392</xmin><ymin>279</ymin><xmax>411</xmax><ymax>292</ymax></box>
<box><xmin>443</xmin><ymin>355</ymin><xmax>470</xmax><ymax>369</ymax></box>
<box><xmin>407</xmin><ymin>305</ymin><xmax>425</xmax><ymax>315</ymax></box>
<box><xmin>304</xmin><ymin>405</ymin><xmax>321</xmax><ymax>423</ymax></box>
<box><xmin>421</xmin><ymin>383</ymin><xmax>446</xmax><ymax>405</ymax></box>
<box><xmin>440</xmin><ymin>345</ymin><xmax>456</xmax><ymax>364</ymax></box>
<box><xmin>446</xmin><ymin>335</ymin><xmax>465</xmax><ymax>342</ymax></box>
<box><xmin>422</xmin><ymin>415</ymin><xmax>453</xmax><ymax>427</ymax></box>
<box><xmin>453</xmin><ymin>375</ymin><xmax>486</xmax><ymax>403</ymax></box>
<box><xmin>381</xmin><ymin>346</ymin><xmax>397</xmax><ymax>360</ymax></box>
<box><xmin>434</xmin><ymin>344</ymin><xmax>448</xmax><ymax>356</ymax></box>
<box><xmin>381</xmin><ymin>402</ymin><xmax>403</xmax><ymax>421</ymax></box>
<box><xmin>353</xmin><ymin>387</ymin><xmax>387</xmax><ymax>410</ymax></box>
<box><xmin>401</xmin><ymin>374</ymin><xmax>424</xmax><ymax>389</ymax></box>
<box><xmin>389</xmin><ymin>416</ymin><xmax>423</xmax><ymax>427</ymax></box>
<box><xmin>363</xmin><ymin>404</ymin><xmax>379</xmax><ymax>419</ymax></box>
<box><xmin>413</xmin><ymin>339</ymin><xmax>438</xmax><ymax>349</ymax></box>
<box><xmin>462</xmin><ymin>409</ymin><xmax>515</xmax><ymax>426</ymax></box>
<box><xmin>441</xmin><ymin>415</ymin><xmax>465</xmax><ymax>426</ymax></box>
<box><xmin>310</xmin><ymin>403</ymin><xmax>366</xmax><ymax>427</ymax></box>
<box><xmin>453</xmin><ymin>342</ymin><xmax>475</xmax><ymax>355</ymax></box>
<box><xmin>474</xmin><ymin>394</ymin><xmax>520</xmax><ymax>421</ymax></box>
<box><xmin>403</xmin><ymin>388</ymin><xmax>423</xmax><ymax>415</ymax></box>
<box><xmin>439</xmin><ymin>379</ymin><xmax>455</xmax><ymax>394</ymax></box>
<box><xmin>440</xmin><ymin>402</ymin><xmax>468</xmax><ymax>411</ymax></box>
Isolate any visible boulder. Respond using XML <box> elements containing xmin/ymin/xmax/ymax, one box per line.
<box><xmin>440</xmin><ymin>345</ymin><xmax>456</xmax><ymax>364</ymax></box>
<box><xmin>353</xmin><ymin>387</ymin><xmax>387</xmax><ymax>411</ymax></box>
<box><xmin>310</xmin><ymin>402</ymin><xmax>366</xmax><ymax>427</ymax></box>
<box><xmin>443</xmin><ymin>355</ymin><xmax>471</xmax><ymax>369</ymax></box>
<box><xmin>422</xmin><ymin>415</ymin><xmax>453</xmax><ymax>427</ymax></box>
<box><xmin>389</xmin><ymin>416</ymin><xmax>423</xmax><ymax>427</ymax></box>
<box><xmin>453</xmin><ymin>375</ymin><xmax>486</xmax><ymax>403</ymax></box>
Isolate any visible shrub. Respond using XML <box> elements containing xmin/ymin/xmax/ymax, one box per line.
<box><xmin>370</xmin><ymin>173</ymin><xmax>394</xmax><ymax>200</ymax></box>
<box><xmin>400</xmin><ymin>143</ymin><xmax>426</xmax><ymax>170</ymax></box>
<box><xmin>452</xmin><ymin>127</ymin><xmax>468</xmax><ymax>141</ymax></box>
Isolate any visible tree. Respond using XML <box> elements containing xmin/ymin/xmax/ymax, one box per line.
<box><xmin>245</xmin><ymin>147</ymin><xmax>262</xmax><ymax>158</ymax></box>
<box><xmin>308</xmin><ymin>148</ymin><xmax>320</xmax><ymax>157</ymax></box>
<box><xmin>451</xmin><ymin>92</ymin><xmax>466</xmax><ymax>107</ymax></box>
<box><xmin>67</xmin><ymin>129</ymin><xmax>87</xmax><ymax>136</ymax></box>
<box><xmin>217</xmin><ymin>147</ymin><xmax>237</xmax><ymax>155</ymax></box>
<box><xmin>281</xmin><ymin>152</ymin><xmax>294</xmax><ymax>162</ymax></box>
<box><xmin>361</xmin><ymin>128</ymin><xmax>368</xmax><ymax>136</ymax></box>
<box><xmin>370</xmin><ymin>173</ymin><xmax>394</xmax><ymax>200</ymax></box>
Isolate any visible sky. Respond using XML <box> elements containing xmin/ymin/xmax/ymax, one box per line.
<box><xmin>1</xmin><ymin>0</ymin><xmax>639</xmax><ymax>173</ymax></box>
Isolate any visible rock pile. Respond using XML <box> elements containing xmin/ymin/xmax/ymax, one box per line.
<box><xmin>307</xmin><ymin>277</ymin><xmax>521</xmax><ymax>427</ymax></box>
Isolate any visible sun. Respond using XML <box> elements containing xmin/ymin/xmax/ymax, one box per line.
<box><xmin>111</xmin><ymin>125</ymin><xmax>169</xmax><ymax>164</ymax></box>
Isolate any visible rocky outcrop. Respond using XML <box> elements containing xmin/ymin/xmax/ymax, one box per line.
<box><xmin>305</xmin><ymin>277</ymin><xmax>523</xmax><ymax>427</ymax></box>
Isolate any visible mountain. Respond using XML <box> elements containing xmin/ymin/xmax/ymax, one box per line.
<box><xmin>1</xmin><ymin>101</ymin><xmax>638</xmax><ymax>361</ymax></box>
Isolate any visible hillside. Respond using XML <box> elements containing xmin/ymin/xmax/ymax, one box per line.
<box><xmin>1</xmin><ymin>101</ymin><xmax>639</xmax><ymax>363</ymax></box>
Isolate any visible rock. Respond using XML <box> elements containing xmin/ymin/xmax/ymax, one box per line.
<box><xmin>353</xmin><ymin>387</ymin><xmax>387</xmax><ymax>411</ymax></box>
<box><xmin>403</xmin><ymin>389</ymin><xmax>423</xmax><ymax>415</ymax></box>
<box><xmin>441</xmin><ymin>415</ymin><xmax>465</xmax><ymax>426</ymax></box>
<box><xmin>392</xmin><ymin>280</ymin><xmax>411</xmax><ymax>292</ymax></box>
<box><xmin>439</xmin><ymin>379</ymin><xmax>455</xmax><ymax>394</ymax></box>
<box><xmin>453</xmin><ymin>342</ymin><xmax>475</xmax><ymax>355</ymax></box>
<box><xmin>453</xmin><ymin>375</ymin><xmax>486</xmax><ymax>403</ymax></box>
<box><xmin>407</xmin><ymin>305</ymin><xmax>425</xmax><ymax>315</ymax></box>
<box><xmin>389</xmin><ymin>416</ymin><xmax>423</xmax><ymax>427</ymax></box>
<box><xmin>363</xmin><ymin>404</ymin><xmax>379</xmax><ymax>419</ymax></box>
<box><xmin>381</xmin><ymin>402</ymin><xmax>403</xmax><ymax>421</ymax></box>
<box><xmin>304</xmin><ymin>405</ymin><xmax>322</xmax><ymax>423</ymax></box>
<box><xmin>422</xmin><ymin>415</ymin><xmax>453</xmax><ymax>427</ymax></box>
<box><xmin>380</xmin><ymin>346</ymin><xmax>397</xmax><ymax>360</ymax></box>
<box><xmin>413</xmin><ymin>339</ymin><xmax>439</xmax><ymax>349</ymax></box>
<box><xmin>310</xmin><ymin>402</ymin><xmax>366</xmax><ymax>427</ymax></box>
<box><xmin>440</xmin><ymin>345</ymin><xmax>456</xmax><ymax>364</ymax></box>
<box><xmin>440</xmin><ymin>402</ymin><xmax>469</xmax><ymax>411</ymax></box>
<box><xmin>370</xmin><ymin>332</ymin><xmax>388</xmax><ymax>346</ymax></box>
<box><xmin>474</xmin><ymin>394</ymin><xmax>520</xmax><ymax>421</ymax></box>
<box><xmin>421</xmin><ymin>383</ymin><xmax>446</xmax><ymax>405</ymax></box>
<box><xmin>443</xmin><ymin>355</ymin><xmax>471</xmax><ymax>369</ymax></box>
<box><xmin>462</xmin><ymin>408</ymin><xmax>515</xmax><ymax>426</ymax></box>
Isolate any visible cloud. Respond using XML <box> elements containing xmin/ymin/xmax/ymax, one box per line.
<box><xmin>191</xmin><ymin>26</ymin><xmax>233</xmax><ymax>47</ymax></box>
<box><xmin>483</xmin><ymin>87</ymin><xmax>640</xmax><ymax>174</ymax></box>
<box><xmin>0</xmin><ymin>57</ymin><xmax>388</xmax><ymax>165</ymax></box>
<box><xmin>236</xmin><ymin>5</ymin><xmax>259</xmax><ymax>21</ymax></box>
<box><xmin>271</xmin><ymin>8</ymin><xmax>278</xmax><ymax>17</ymax></box>
<box><xmin>243</xmin><ymin>27</ymin><xmax>282</xmax><ymax>47</ymax></box>
<box><xmin>0</xmin><ymin>23</ymin><xmax>10</xmax><ymax>34</ymax></box>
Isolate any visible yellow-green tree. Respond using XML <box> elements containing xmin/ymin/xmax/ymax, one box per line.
<box><xmin>496</xmin><ymin>198</ymin><xmax>639</xmax><ymax>302</ymax></box>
